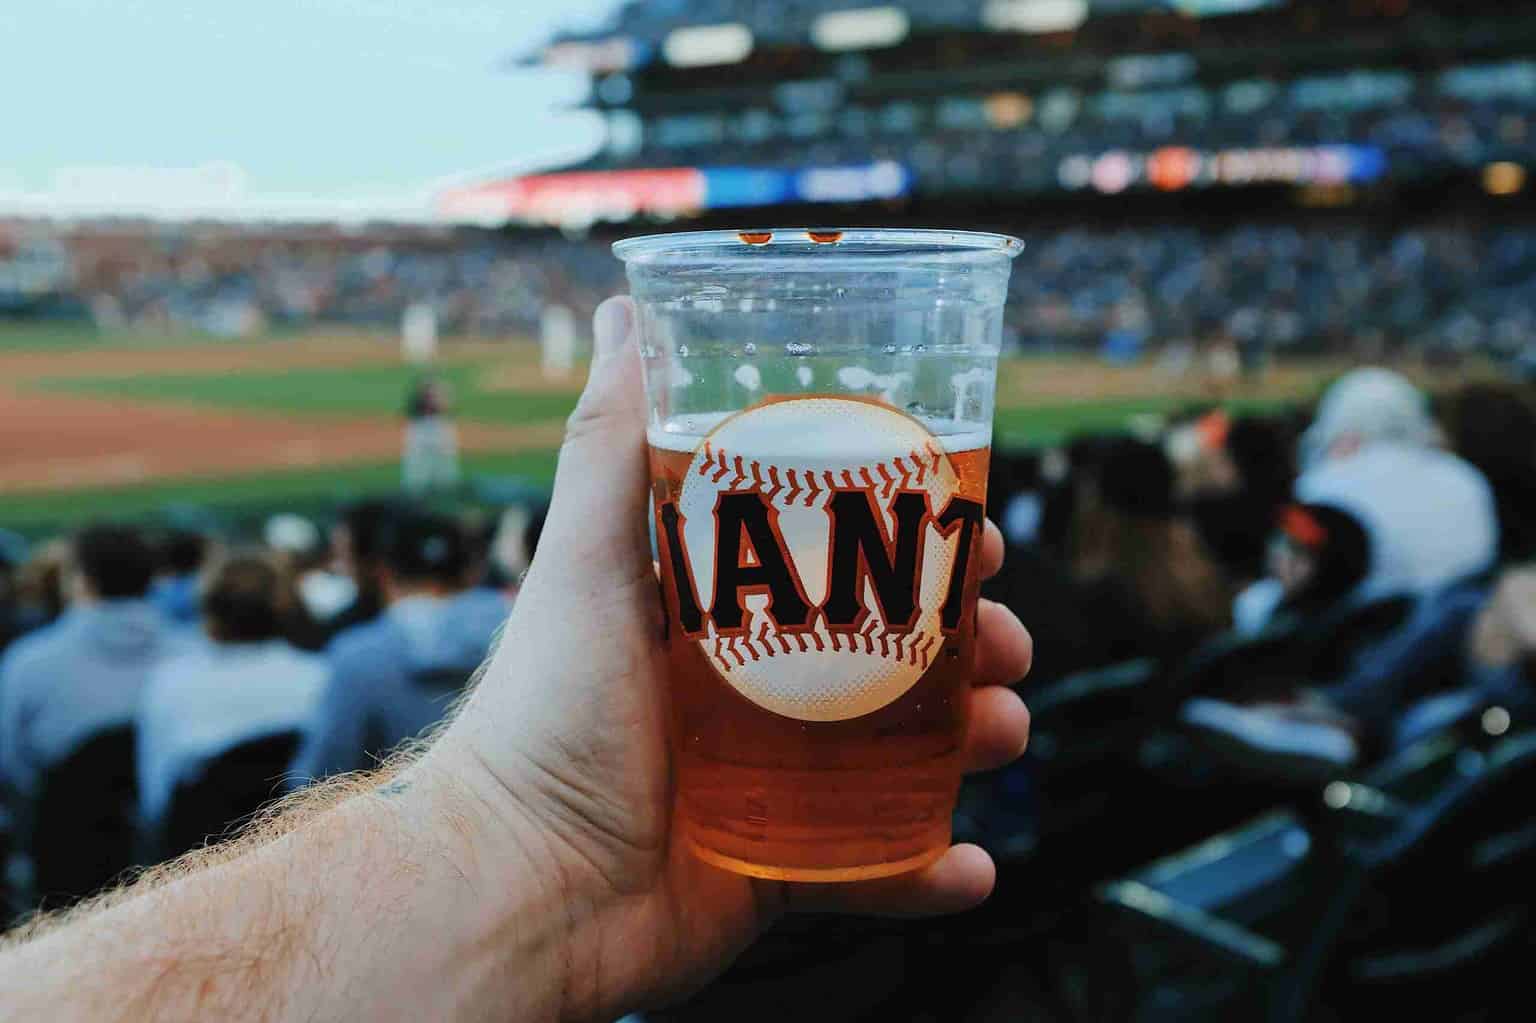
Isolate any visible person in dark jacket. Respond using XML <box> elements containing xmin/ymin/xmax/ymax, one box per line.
<box><xmin>290</xmin><ymin>512</ymin><xmax>508</xmax><ymax>783</ymax></box>
<box><xmin>0</xmin><ymin>525</ymin><xmax>188</xmax><ymax>799</ymax></box>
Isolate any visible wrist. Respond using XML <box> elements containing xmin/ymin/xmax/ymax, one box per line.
<box><xmin>416</xmin><ymin>747</ymin><xmax>634</xmax><ymax>1023</ymax></box>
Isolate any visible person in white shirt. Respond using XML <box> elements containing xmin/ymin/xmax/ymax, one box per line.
<box><xmin>1292</xmin><ymin>367</ymin><xmax>1497</xmax><ymax>595</ymax></box>
<box><xmin>136</xmin><ymin>553</ymin><xmax>326</xmax><ymax>833</ymax></box>
<box><xmin>1232</xmin><ymin>367</ymin><xmax>1497</xmax><ymax>632</ymax></box>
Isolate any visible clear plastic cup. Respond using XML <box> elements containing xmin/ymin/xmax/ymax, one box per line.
<box><xmin>616</xmin><ymin>228</ymin><xmax>1020</xmax><ymax>881</ymax></box>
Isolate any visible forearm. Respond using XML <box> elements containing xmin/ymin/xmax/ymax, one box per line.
<box><xmin>0</xmin><ymin>755</ymin><xmax>578</xmax><ymax>1022</ymax></box>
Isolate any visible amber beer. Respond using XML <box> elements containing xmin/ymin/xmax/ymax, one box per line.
<box><xmin>649</xmin><ymin>401</ymin><xmax>990</xmax><ymax>881</ymax></box>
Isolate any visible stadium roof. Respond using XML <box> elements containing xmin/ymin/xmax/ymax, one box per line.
<box><xmin>517</xmin><ymin>0</ymin><xmax>1284</xmax><ymax>73</ymax></box>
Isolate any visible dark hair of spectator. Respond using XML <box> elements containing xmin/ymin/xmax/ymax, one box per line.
<box><xmin>384</xmin><ymin>512</ymin><xmax>469</xmax><ymax>585</ymax></box>
<box><xmin>524</xmin><ymin>505</ymin><xmax>548</xmax><ymax>564</ymax></box>
<box><xmin>341</xmin><ymin>499</ymin><xmax>403</xmax><ymax>566</ymax></box>
<box><xmin>1225</xmin><ymin>416</ymin><xmax>1296</xmax><ymax>504</ymax></box>
<box><xmin>1438</xmin><ymin>382</ymin><xmax>1536</xmax><ymax>561</ymax></box>
<box><xmin>1278</xmin><ymin>503</ymin><xmax>1371</xmax><ymax>614</ymax></box>
<box><xmin>201</xmin><ymin>553</ymin><xmax>285</xmax><ymax>643</ymax></box>
<box><xmin>158</xmin><ymin>529</ymin><xmax>208</xmax><ymax>576</ymax></box>
<box><xmin>72</xmin><ymin>524</ymin><xmax>156</xmax><ymax>600</ymax></box>
<box><xmin>1097</xmin><ymin>438</ymin><xmax>1175</xmax><ymax>519</ymax></box>
<box><xmin>1072</xmin><ymin>440</ymin><xmax>1232</xmax><ymax>636</ymax></box>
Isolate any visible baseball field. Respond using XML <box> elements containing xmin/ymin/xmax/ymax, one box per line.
<box><xmin>0</xmin><ymin>322</ymin><xmax>1336</xmax><ymax>535</ymax></box>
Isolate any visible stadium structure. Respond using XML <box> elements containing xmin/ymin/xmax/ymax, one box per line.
<box><xmin>442</xmin><ymin>0</ymin><xmax>1536</xmax><ymax>228</ymax></box>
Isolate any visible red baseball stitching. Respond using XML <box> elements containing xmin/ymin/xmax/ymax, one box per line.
<box><xmin>693</xmin><ymin>443</ymin><xmax>957</xmax><ymax>670</ymax></box>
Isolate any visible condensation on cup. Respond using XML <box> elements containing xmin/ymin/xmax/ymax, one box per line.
<box><xmin>615</xmin><ymin>228</ymin><xmax>1021</xmax><ymax>881</ymax></box>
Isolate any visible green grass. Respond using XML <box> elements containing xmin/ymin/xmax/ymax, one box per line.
<box><xmin>0</xmin><ymin>323</ymin><xmax>1312</xmax><ymax>534</ymax></box>
<box><xmin>0</xmin><ymin>321</ymin><xmax>324</xmax><ymax>352</ymax></box>
<box><xmin>0</xmin><ymin>321</ymin><xmax>109</xmax><ymax>351</ymax></box>
<box><xmin>994</xmin><ymin>395</ymin><xmax>1293</xmax><ymax>446</ymax></box>
<box><xmin>0</xmin><ymin>392</ymin><xmax>1284</xmax><ymax>533</ymax></box>
<box><xmin>0</xmin><ymin>450</ymin><xmax>560</xmax><ymax>535</ymax></box>
<box><xmin>33</xmin><ymin>362</ymin><xmax>580</xmax><ymax>426</ymax></box>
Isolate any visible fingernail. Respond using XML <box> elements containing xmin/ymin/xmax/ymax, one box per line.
<box><xmin>593</xmin><ymin>297</ymin><xmax>633</xmax><ymax>365</ymax></box>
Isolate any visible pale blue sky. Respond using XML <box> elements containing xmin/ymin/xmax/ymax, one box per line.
<box><xmin>0</xmin><ymin>0</ymin><xmax>622</xmax><ymax>220</ymax></box>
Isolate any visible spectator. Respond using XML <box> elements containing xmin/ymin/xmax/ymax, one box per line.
<box><xmin>1232</xmin><ymin>502</ymin><xmax>1371</xmax><ymax>634</ymax></box>
<box><xmin>487</xmin><ymin>502</ymin><xmax>547</xmax><ymax>593</ymax></box>
<box><xmin>1183</xmin><ymin>414</ymin><xmax>1297</xmax><ymax>583</ymax></box>
<box><xmin>0</xmin><ymin>531</ymin><xmax>27</xmax><ymax>654</ymax></box>
<box><xmin>1294</xmin><ymin>368</ymin><xmax>1497</xmax><ymax>594</ymax></box>
<box><xmin>149</xmin><ymin>528</ymin><xmax>210</xmax><ymax>627</ymax></box>
<box><xmin>1437</xmin><ymin>382</ymin><xmax>1536</xmax><ymax>563</ymax></box>
<box><xmin>1182</xmin><ymin>562</ymin><xmax>1522</xmax><ymax>776</ymax></box>
<box><xmin>1391</xmin><ymin>566</ymin><xmax>1536</xmax><ymax>746</ymax></box>
<box><xmin>1068</xmin><ymin>437</ymin><xmax>1233</xmax><ymax>663</ymax></box>
<box><xmin>291</xmin><ymin>512</ymin><xmax>508</xmax><ymax>782</ymax></box>
<box><xmin>262</xmin><ymin>514</ymin><xmax>338</xmax><ymax>651</ymax></box>
<box><xmin>136</xmin><ymin>553</ymin><xmax>326</xmax><ymax>834</ymax></box>
<box><xmin>324</xmin><ymin>499</ymin><xmax>399</xmax><ymax>639</ymax></box>
<box><xmin>0</xmin><ymin>525</ymin><xmax>185</xmax><ymax>800</ymax></box>
<box><xmin>10</xmin><ymin>538</ymin><xmax>69</xmax><ymax>637</ymax></box>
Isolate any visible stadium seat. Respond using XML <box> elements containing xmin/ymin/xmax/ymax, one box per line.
<box><xmin>1027</xmin><ymin>657</ymin><xmax>1162</xmax><ymax>754</ymax></box>
<box><xmin>1301</xmin><ymin>592</ymin><xmax>1417</xmax><ymax>684</ymax></box>
<box><xmin>21</xmin><ymin>726</ymin><xmax>138</xmax><ymax>910</ymax></box>
<box><xmin>1164</xmin><ymin>620</ymin><xmax>1312</xmax><ymax>705</ymax></box>
<box><xmin>159</xmin><ymin>730</ymin><xmax>301</xmax><ymax>860</ymax></box>
<box><xmin>1097</xmin><ymin>728</ymin><xmax>1536</xmax><ymax>1021</ymax></box>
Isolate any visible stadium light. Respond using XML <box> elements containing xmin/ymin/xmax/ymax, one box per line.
<box><xmin>1483</xmin><ymin>162</ymin><xmax>1526</xmax><ymax>196</ymax></box>
<box><xmin>811</xmin><ymin>7</ymin><xmax>910</xmax><ymax>51</ymax></box>
<box><xmin>663</xmin><ymin>24</ymin><xmax>754</xmax><ymax>68</ymax></box>
<box><xmin>541</xmin><ymin>38</ymin><xmax>640</xmax><ymax>74</ymax></box>
<box><xmin>982</xmin><ymin>0</ymin><xmax>1089</xmax><ymax>35</ymax></box>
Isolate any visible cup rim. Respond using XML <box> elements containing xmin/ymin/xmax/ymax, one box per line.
<box><xmin>613</xmin><ymin>227</ymin><xmax>1023</xmax><ymax>264</ymax></box>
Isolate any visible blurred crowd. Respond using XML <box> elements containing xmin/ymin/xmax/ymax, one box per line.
<box><xmin>48</xmin><ymin>229</ymin><xmax>623</xmax><ymax>338</ymax></box>
<box><xmin>0</xmin><ymin>498</ymin><xmax>543</xmax><ymax>910</ymax></box>
<box><xmin>7</xmin><ymin>218</ymin><xmax>1534</xmax><ymax>367</ymax></box>
<box><xmin>986</xmin><ymin>369</ymin><xmax>1536</xmax><ymax>734</ymax></box>
<box><xmin>2</xmin><ymin>365</ymin><xmax>1535</xmax><ymax>1015</ymax></box>
<box><xmin>614</xmin><ymin>74</ymin><xmax>1536</xmax><ymax>194</ymax></box>
<box><xmin>1001</xmin><ymin>221</ymin><xmax>1536</xmax><ymax>361</ymax></box>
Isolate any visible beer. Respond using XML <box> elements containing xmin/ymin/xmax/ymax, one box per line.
<box><xmin>649</xmin><ymin>397</ymin><xmax>990</xmax><ymax>881</ymax></box>
<box><xmin>616</xmin><ymin>226</ymin><xmax>1018</xmax><ymax>879</ymax></box>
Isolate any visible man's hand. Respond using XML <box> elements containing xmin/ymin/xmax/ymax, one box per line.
<box><xmin>438</xmin><ymin>296</ymin><xmax>1033</xmax><ymax>1019</ymax></box>
<box><xmin>0</xmin><ymin>296</ymin><xmax>1031</xmax><ymax>1023</ymax></box>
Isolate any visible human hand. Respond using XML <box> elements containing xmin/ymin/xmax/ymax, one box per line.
<box><xmin>438</xmin><ymin>296</ymin><xmax>1033</xmax><ymax>1020</ymax></box>
<box><xmin>1469</xmin><ymin>567</ymin><xmax>1536</xmax><ymax>668</ymax></box>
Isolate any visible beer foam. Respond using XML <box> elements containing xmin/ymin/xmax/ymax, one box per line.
<box><xmin>648</xmin><ymin>409</ymin><xmax>990</xmax><ymax>456</ymax></box>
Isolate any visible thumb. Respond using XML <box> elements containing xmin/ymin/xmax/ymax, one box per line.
<box><xmin>533</xmin><ymin>295</ymin><xmax>653</xmax><ymax>583</ymax></box>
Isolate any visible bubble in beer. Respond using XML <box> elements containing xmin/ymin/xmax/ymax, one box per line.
<box><xmin>733</xmin><ymin>364</ymin><xmax>762</xmax><ymax>391</ymax></box>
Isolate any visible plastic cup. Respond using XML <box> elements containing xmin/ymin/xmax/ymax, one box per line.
<box><xmin>616</xmin><ymin>228</ymin><xmax>1020</xmax><ymax>880</ymax></box>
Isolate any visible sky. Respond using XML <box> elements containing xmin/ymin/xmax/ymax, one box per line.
<box><xmin>0</xmin><ymin>0</ymin><xmax>623</xmax><ymax>221</ymax></box>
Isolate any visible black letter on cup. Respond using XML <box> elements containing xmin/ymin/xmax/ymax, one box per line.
<box><xmin>710</xmin><ymin>492</ymin><xmax>811</xmax><ymax>632</ymax></box>
<box><xmin>822</xmin><ymin>489</ymin><xmax>929</xmax><ymax>631</ymax></box>
<box><xmin>935</xmin><ymin>497</ymin><xmax>984</xmax><ymax>633</ymax></box>
<box><xmin>657</xmin><ymin>500</ymin><xmax>705</xmax><ymax>637</ymax></box>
